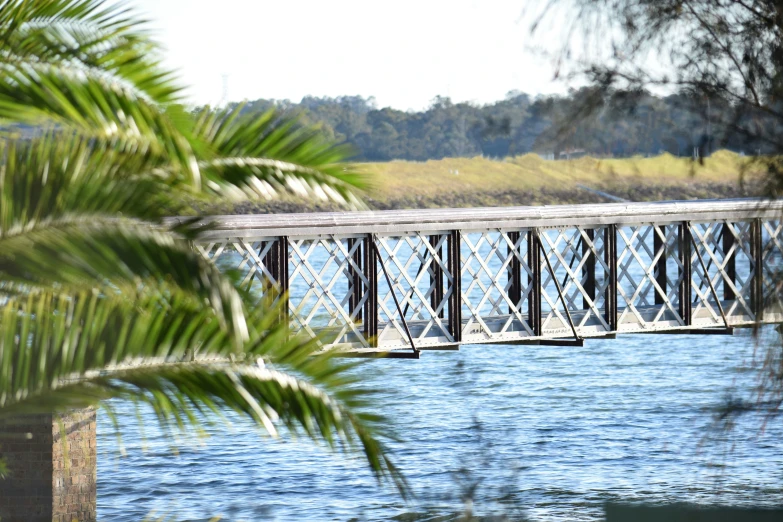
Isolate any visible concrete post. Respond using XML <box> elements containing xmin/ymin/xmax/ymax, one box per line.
<box><xmin>0</xmin><ymin>409</ymin><xmax>97</xmax><ymax>522</ymax></box>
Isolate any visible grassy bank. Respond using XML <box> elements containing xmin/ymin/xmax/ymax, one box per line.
<box><xmin>201</xmin><ymin>150</ymin><xmax>762</xmax><ymax>214</ymax></box>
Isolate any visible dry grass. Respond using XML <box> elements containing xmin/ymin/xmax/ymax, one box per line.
<box><xmin>198</xmin><ymin>150</ymin><xmax>759</xmax><ymax>214</ymax></box>
<box><xmin>360</xmin><ymin>150</ymin><xmax>756</xmax><ymax>201</ymax></box>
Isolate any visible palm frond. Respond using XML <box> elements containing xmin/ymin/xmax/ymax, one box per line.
<box><xmin>0</xmin><ymin>217</ymin><xmax>248</xmax><ymax>340</ymax></box>
<box><xmin>0</xmin><ymin>135</ymin><xmax>177</xmax><ymax>231</ymax></box>
<box><xmin>191</xmin><ymin>106</ymin><xmax>367</xmax><ymax>205</ymax></box>
<box><xmin>0</xmin><ymin>289</ymin><xmax>407</xmax><ymax>495</ymax></box>
<box><xmin>0</xmin><ymin>0</ymin><xmax>181</xmax><ymax>104</ymax></box>
<box><xmin>0</xmin><ymin>62</ymin><xmax>198</xmax><ymax>180</ymax></box>
<box><xmin>0</xmin><ymin>289</ymin><xmax>236</xmax><ymax>392</ymax></box>
<box><xmin>17</xmin><ymin>362</ymin><xmax>405</xmax><ymax>494</ymax></box>
<box><xmin>0</xmin><ymin>1</ymin><xmax>197</xmax><ymax>182</ymax></box>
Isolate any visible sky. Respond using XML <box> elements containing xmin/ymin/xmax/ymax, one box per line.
<box><xmin>131</xmin><ymin>0</ymin><xmax>567</xmax><ymax>111</ymax></box>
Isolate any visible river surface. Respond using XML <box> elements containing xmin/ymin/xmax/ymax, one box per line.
<box><xmin>97</xmin><ymin>328</ymin><xmax>783</xmax><ymax>521</ymax></box>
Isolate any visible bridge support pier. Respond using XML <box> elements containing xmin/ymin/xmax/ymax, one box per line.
<box><xmin>0</xmin><ymin>409</ymin><xmax>97</xmax><ymax>522</ymax></box>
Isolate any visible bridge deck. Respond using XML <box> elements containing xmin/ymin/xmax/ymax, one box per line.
<box><xmin>185</xmin><ymin>198</ymin><xmax>783</xmax><ymax>357</ymax></box>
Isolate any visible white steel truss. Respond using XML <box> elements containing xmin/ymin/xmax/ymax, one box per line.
<box><xmin>198</xmin><ymin>239</ymin><xmax>280</xmax><ymax>299</ymax></box>
<box><xmin>690</xmin><ymin>221</ymin><xmax>756</xmax><ymax>325</ymax></box>
<box><xmin>288</xmin><ymin>237</ymin><xmax>370</xmax><ymax>348</ymax></box>
<box><xmin>193</xmin><ymin>204</ymin><xmax>783</xmax><ymax>353</ymax></box>
<box><xmin>539</xmin><ymin>227</ymin><xmax>611</xmax><ymax>336</ymax></box>
<box><xmin>460</xmin><ymin>230</ymin><xmax>535</xmax><ymax>342</ymax></box>
<box><xmin>375</xmin><ymin>233</ymin><xmax>454</xmax><ymax>349</ymax></box>
<box><xmin>616</xmin><ymin>224</ymin><xmax>685</xmax><ymax>331</ymax></box>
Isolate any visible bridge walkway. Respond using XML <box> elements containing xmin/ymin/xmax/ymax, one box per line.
<box><xmin>178</xmin><ymin>199</ymin><xmax>783</xmax><ymax>357</ymax></box>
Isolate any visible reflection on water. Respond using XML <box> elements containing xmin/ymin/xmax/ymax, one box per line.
<box><xmin>98</xmin><ymin>328</ymin><xmax>783</xmax><ymax>521</ymax></box>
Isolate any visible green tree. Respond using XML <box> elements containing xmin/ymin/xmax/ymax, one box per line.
<box><xmin>533</xmin><ymin>0</ymin><xmax>783</xmax><ymax>419</ymax></box>
<box><xmin>0</xmin><ymin>0</ymin><xmax>404</xmax><ymax>494</ymax></box>
<box><xmin>533</xmin><ymin>0</ymin><xmax>783</xmax><ymax>158</ymax></box>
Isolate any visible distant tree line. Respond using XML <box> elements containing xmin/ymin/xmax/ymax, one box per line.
<box><xmin>229</xmin><ymin>88</ymin><xmax>776</xmax><ymax>162</ymax></box>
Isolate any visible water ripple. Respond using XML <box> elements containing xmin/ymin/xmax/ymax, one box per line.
<box><xmin>98</xmin><ymin>331</ymin><xmax>783</xmax><ymax>521</ymax></box>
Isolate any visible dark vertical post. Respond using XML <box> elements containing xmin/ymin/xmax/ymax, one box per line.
<box><xmin>363</xmin><ymin>234</ymin><xmax>378</xmax><ymax>346</ymax></box>
<box><xmin>722</xmin><ymin>222</ymin><xmax>737</xmax><ymax>301</ymax></box>
<box><xmin>262</xmin><ymin>241</ymin><xmax>276</xmax><ymax>289</ymax></box>
<box><xmin>751</xmin><ymin>218</ymin><xmax>764</xmax><ymax>319</ymax></box>
<box><xmin>347</xmin><ymin>238</ymin><xmax>364</xmax><ymax>324</ymax></box>
<box><xmin>507</xmin><ymin>231</ymin><xmax>522</xmax><ymax>313</ymax></box>
<box><xmin>447</xmin><ymin>230</ymin><xmax>462</xmax><ymax>343</ymax></box>
<box><xmin>429</xmin><ymin>235</ymin><xmax>445</xmax><ymax>318</ymax></box>
<box><xmin>278</xmin><ymin>237</ymin><xmax>290</xmax><ymax>296</ymax></box>
<box><xmin>265</xmin><ymin>236</ymin><xmax>290</xmax><ymax>321</ymax></box>
<box><xmin>604</xmin><ymin>225</ymin><xmax>618</xmax><ymax>331</ymax></box>
<box><xmin>582</xmin><ymin>229</ymin><xmax>596</xmax><ymax>309</ymax></box>
<box><xmin>678</xmin><ymin>223</ymin><xmax>692</xmax><ymax>326</ymax></box>
<box><xmin>654</xmin><ymin>225</ymin><xmax>667</xmax><ymax>305</ymax></box>
<box><xmin>527</xmin><ymin>229</ymin><xmax>542</xmax><ymax>336</ymax></box>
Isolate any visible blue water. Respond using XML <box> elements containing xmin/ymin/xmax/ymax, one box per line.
<box><xmin>98</xmin><ymin>329</ymin><xmax>783</xmax><ymax>521</ymax></box>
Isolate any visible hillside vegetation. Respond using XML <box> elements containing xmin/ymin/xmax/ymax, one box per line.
<box><xmin>234</xmin><ymin>91</ymin><xmax>775</xmax><ymax>162</ymax></box>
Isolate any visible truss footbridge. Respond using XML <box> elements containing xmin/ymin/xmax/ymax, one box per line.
<box><xmin>181</xmin><ymin>199</ymin><xmax>783</xmax><ymax>358</ymax></box>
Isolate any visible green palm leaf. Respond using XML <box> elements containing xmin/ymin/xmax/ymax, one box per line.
<box><xmin>0</xmin><ymin>1</ymin><xmax>198</xmax><ymax>183</ymax></box>
<box><xmin>0</xmin><ymin>289</ymin><xmax>408</xmax><ymax>495</ymax></box>
<box><xmin>0</xmin><ymin>0</ymin><xmax>181</xmax><ymax>104</ymax></box>
<box><xmin>0</xmin><ymin>217</ymin><xmax>249</xmax><ymax>341</ymax></box>
<box><xmin>192</xmin><ymin>105</ymin><xmax>367</xmax><ymax>205</ymax></box>
<box><xmin>0</xmin><ymin>62</ymin><xmax>198</xmax><ymax>179</ymax></box>
<box><xmin>0</xmin><ymin>136</ymin><xmax>174</xmax><ymax>231</ymax></box>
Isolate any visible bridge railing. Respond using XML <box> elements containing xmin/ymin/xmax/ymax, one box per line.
<box><xmin>176</xmin><ymin>198</ymin><xmax>783</xmax><ymax>354</ymax></box>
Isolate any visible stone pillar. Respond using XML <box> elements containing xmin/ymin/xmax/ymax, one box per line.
<box><xmin>0</xmin><ymin>409</ymin><xmax>97</xmax><ymax>522</ymax></box>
